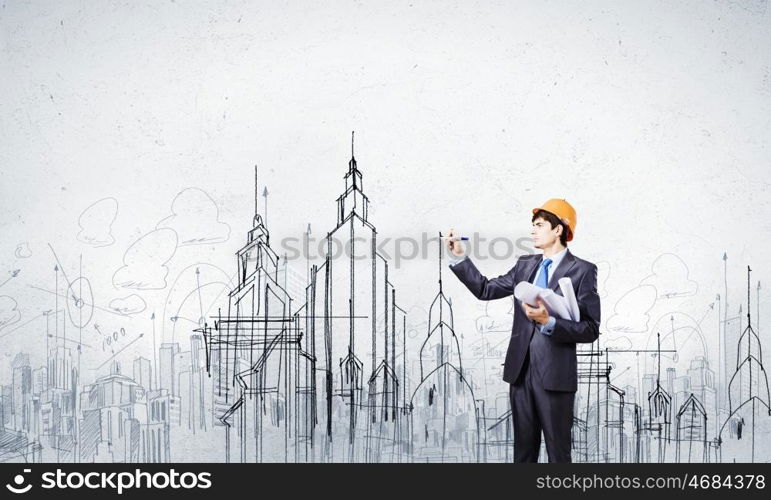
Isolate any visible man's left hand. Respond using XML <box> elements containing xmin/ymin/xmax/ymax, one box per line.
<box><xmin>522</xmin><ymin>298</ymin><xmax>550</xmax><ymax>325</ymax></box>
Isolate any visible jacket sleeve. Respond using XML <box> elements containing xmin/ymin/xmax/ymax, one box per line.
<box><xmin>547</xmin><ymin>263</ymin><xmax>601</xmax><ymax>344</ymax></box>
<box><xmin>449</xmin><ymin>257</ymin><xmax>518</xmax><ymax>301</ymax></box>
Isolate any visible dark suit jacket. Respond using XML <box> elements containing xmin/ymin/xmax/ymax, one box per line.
<box><xmin>450</xmin><ymin>249</ymin><xmax>600</xmax><ymax>391</ymax></box>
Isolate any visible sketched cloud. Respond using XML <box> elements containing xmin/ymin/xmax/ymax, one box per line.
<box><xmin>15</xmin><ymin>242</ymin><xmax>32</xmax><ymax>258</ymax></box>
<box><xmin>109</xmin><ymin>294</ymin><xmax>147</xmax><ymax>315</ymax></box>
<box><xmin>640</xmin><ymin>253</ymin><xmax>698</xmax><ymax>299</ymax></box>
<box><xmin>606</xmin><ymin>285</ymin><xmax>657</xmax><ymax>333</ymax></box>
<box><xmin>0</xmin><ymin>296</ymin><xmax>21</xmax><ymax>332</ymax></box>
<box><xmin>77</xmin><ymin>197</ymin><xmax>118</xmax><ymax>247</ymax></box>
<box><xmin>156</xmin><ymin>188</ymin><xmax>230</xmax><ymax>246</ymax></box>
<box><xmin>112</xmin><ymin>228</ymin><xmax>178</xmax><ymax>289</ymax></box>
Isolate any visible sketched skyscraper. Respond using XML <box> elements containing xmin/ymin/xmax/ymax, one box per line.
<box><xmin>12</xmin><ymin>353</ymin><xmax>32</xmax><ymax>434</ymax></box>
<box><xmin>78</xmin><ymin>362</ymin><xmax>170</xmax><ymax>463</ymax></box>
<box><xmin>675</xmin><ymin>394</ymin><xmax>708</xmax><ymax>463</ymax></box>
<box><xmin>718</xmin><ymin>266</ymin><xmax>771</xmax><ymax>463</ymax></box>
<box><xmin>133</xmin><ymin>357</ymin><xmax>152</xmax><ymax>391</ymax></box>
<box><xmin>641</xmin><ymin>334</ymin><xmax>672</xmax><ymax>463</ymax></box>
<box><xmin>409</xmin><ymin>239</ymin><xmax>479</xmax><ymax>463</ymax></box>
<box><xmin>685</xmin><ymin>356</ymin><xmax>716</xmax><ymax>438</ymax></box>
<box><xmin>203</xmin><ymin>167</ymin><xmax>315</xmax><ymax>463</ymax></box>
<box><xmin>308</xmin><ymin>134</ymin><xmax>405</xmax><ymax>463</ymax></box>
<box><xmin>41</xmin><ymin>344</ymin><xmax>77</xmax><ymax>462</ymax></box>
<box><xmin>721</xmin><ymin>307</ymin><xmax>742</xmax><ymax>414</ymax></box>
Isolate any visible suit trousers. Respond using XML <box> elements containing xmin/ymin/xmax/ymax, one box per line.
<box><xmin>509</xmin><ymin>349</ymin><xmax>575</xmax><ymax>463</ymax></box>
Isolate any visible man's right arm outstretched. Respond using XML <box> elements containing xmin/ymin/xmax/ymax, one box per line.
<box><xmin>446</xmin><ymin>228</ymin><xmax>518</xmax><ymax>301</ymax></box>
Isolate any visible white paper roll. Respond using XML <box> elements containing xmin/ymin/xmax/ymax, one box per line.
<box><xmin>558</xmin><ymin>277</ymin><xmax>580</xmax><ymax>321</ymax></box>
<box><xmin>514</xmin><ymin>280</ymin><xmax>576</xmax><ymax>321</ymax></box>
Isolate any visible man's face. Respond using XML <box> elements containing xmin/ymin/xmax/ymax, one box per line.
<box><xmin>530</xmin><ymin>216</ymin><xmax>560</xmax><ymax>249</ymax></box>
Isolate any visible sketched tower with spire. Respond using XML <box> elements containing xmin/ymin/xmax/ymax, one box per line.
<box><xmin>718</xmin><ymin>266</ymin><xmax>771</xmax><ymax>463</ymax></box>
<box><xmin>675</xmin><ymin>393</ymin><xmax>708</xmax><ymax>463</ymax></box>
<box><xmin>641</xmin><ymin>333</ymin><xmax>672</xmax><ymax>463</ymax></box>
<box><xmin>307</xmin><ymin>133</ymin><xmax>407</xmax><ymax>463</ymax></box>
<box><xmin>202</xmin><ymin>167</ymin><xmax>315</xmax><ymax>463</ymax></box>
<box><xmin>409</xmin><ymin>236</ymin><xmax>480</xmax><ymax>463</ymax></box>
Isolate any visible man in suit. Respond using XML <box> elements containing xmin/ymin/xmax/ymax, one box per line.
<box><xmin>446</xmin><ymin>199</ymin><xmax>600</xmax><ymax>462</ymax></box>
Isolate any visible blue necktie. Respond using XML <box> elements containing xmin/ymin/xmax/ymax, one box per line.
<box><xmin>536</xmin><ymin>258</ymin><xmax>553</xmax><ymax>288</ymax></box>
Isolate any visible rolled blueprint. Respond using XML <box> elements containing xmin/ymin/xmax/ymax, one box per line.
<box><xmin>514</xmin><ymin>279</ymin><xmax>578</xmax><ymax>322</ymax></box>
<box><xmin>558</xmin><ymin>277</ymin><xmax>580</xmax><ymax>321</ymax></box>
<box><xmin>538</xmin><ymin>288</ymin><xmax>572</xmax><ymax>321</ymax></box>
<box><xmin>513</xmin><ymin>281</ymin><xmax>542</xmax><ymax>307</ymax></box>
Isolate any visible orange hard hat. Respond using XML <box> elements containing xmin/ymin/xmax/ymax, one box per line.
<box><xmin>532</xmin><ymin>199</ymin><xmax>577</xmax><ymax>242</ymax></box>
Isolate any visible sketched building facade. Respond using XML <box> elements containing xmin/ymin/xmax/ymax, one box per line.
<box><xmin>11</xmin><ymin>353</ymin><xmax>33</xmax><ymax>435</ymax></box>
<box><xmin>718</xmin><ymin>268</ymin><xmax>771</xmax><ymax>463</ymax></box>
<box><xmin>675</xmin><ymin>394</ymin><xmax>709</xmax><ymax>463</ymax></box>
<box><xmin>156</xmin><ymin>337</ymin><xmax>210</xmax><ymax>436</ymax></box>
<box><xmin>308</xmin><ymin>143</ymin><xmax>406</xmax><ymax>463</ymax></box>
<box><xmin>686</xmin><ymin>356</ymin><xmax>717</xmax><ymax>438</ymax></box>
<box><xmin>640</xmin><ymin>336</ymin><xmax>673</xmax><ymax>463</ymax></box>
<box><xmin>40</xmin><ymin>345</ymin><xmax>77</xmax><ymax>462</ymax></box>
<box><xmin>409</xmin><ymin>253</ymin><xmax>480</xmax><ymax>462</ymax></box>
<box><xmin>1</xmin><ymin>354</ymin><xmax>42</xmax><ymax>462</ymax></box>
<box><xmin>78</xmin><ymin>362</ymin><xmax>170</xmax><ymax>463</ymax></box>
<box><xmin>585</xmin><ymin>384</ymin><xmax>636</xmax><ymax>463</ymax></box>
<box><xmin>203</xmin><ymin>169</ymin><xmax>316</xmax><ymax>463</ymax></box>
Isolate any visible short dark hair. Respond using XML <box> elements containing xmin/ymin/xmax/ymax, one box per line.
<box><xmin>532</xmin><ymin>209</ymin><xmax>569</xmax><ymax>246</ymax></box>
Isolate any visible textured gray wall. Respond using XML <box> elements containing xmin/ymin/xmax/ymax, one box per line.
<box><xmin>1</xmin><ymin>0</ymin><xmax>770</xmax><ymax>461</ymax></box>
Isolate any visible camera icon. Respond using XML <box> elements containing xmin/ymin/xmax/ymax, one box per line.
<box><xmin>5</xmin><ymin>469</ymin><xmax>32</xmax><ymax>494</ymax></box>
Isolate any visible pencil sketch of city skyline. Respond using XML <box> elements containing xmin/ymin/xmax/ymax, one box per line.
<box><xmin>2</xmin><ymin>1</ymin><xmax>770</xmax><ymax>463</ymax></box>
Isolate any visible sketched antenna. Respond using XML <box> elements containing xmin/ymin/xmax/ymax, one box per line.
<box><xmin>252</xmin><ymin>165</ymin><xmax>268</xmax><ymax>231</ymax></box>
<box><xmin>246</xmin><ymin>165</ymin><xmax>270</xmax><ymax>247</ymax></box>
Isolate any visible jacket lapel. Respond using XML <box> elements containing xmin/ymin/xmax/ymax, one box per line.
<box><xmin>524</xmin><ymin>255</ymin><xmax>540</xmax><ymax>283</ymax></box>
<box><xmin>548</xmin><ymin>249</ymin><xmax>576</xmax><ymax>293</ymax></box>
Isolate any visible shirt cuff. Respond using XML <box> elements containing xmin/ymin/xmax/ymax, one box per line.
<box><xmin>448</xmin><ymin>254</ymin><xmax>468</xmax><ymax>267</ymax></box>
<box><xmin>540</xmin><ymin>316</ymin><xmax>557</xmax><ymax>336</ymax></box>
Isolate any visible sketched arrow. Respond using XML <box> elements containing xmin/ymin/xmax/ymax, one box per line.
<box><xmin>49</xmin><ymin>243</ymin><xmax>82</xmax><ymax>304</ymax></box>
<box><xmin>196</xmin><ymin>267</ymin><xmax>204</xmax><ymax>325</ymax></box>
<box><xmin>94</xmin><ymin>333</ymin><xmax>145</xmax><ymax>370</ymax></box>
<box><xmin>47</xmin><ymin>334</ymin><xmax>93</xmax><ymax>349</ymax></box>
<box><xmin>0</xmin><ymin>269</ymin><xmax>21</xmax><ymax>288</ymax></box>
